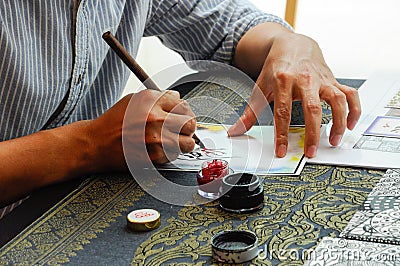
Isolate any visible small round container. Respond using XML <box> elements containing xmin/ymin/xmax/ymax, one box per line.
<box><xmin>197</xmin><ymin>159</ymin><xmax>232</xmax><ymax>199</ymax></box>
<box><xmin>126</xmin><ymin>209</ymin><xmax>160</xmax><ymax>232</ymax></box>
<box><xmin>211</xmin><ymin>230</ymin><xmax>259</xmax><ymax>263</ymax></box>
<box><xmin>219</xmin><ymin>173</ymin><xmax>264</xmax><ymax>213</ymax></box>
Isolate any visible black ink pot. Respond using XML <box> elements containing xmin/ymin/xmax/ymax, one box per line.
<box><xmin>219</xmin><ymin>173</ymin><xmax>264</xmax><ymax>213</ymax></box>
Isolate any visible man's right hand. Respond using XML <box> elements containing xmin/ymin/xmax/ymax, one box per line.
<box><xmin>90</xmin><ymin>89</ymin><xmax>197</xmax><ymax>172</ymax></box>
<box><xmin>0</xmin><ymin>89</ymin><xmax>196</xmax><ymax>205</ymax></box>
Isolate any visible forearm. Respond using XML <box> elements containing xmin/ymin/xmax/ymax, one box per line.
<box><xmin>0</xmin><ymin>90</ymin><xmax>198</xmax><ymax>207</ymax></box>
<box><xmin>0</xmin><ymin>120</ymin><xmax>97</xmax><ymax>206</ymax></box>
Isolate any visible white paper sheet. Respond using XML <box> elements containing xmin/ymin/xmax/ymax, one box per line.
<box><xmin>309</xmin><ymin>71</ymin><xmax>400</xmax><ymax>169</ymax></box>
<box><xmin>159</xmin><ymin>123</ymin><xmax>307</xmax><ymax>175</ymax></box>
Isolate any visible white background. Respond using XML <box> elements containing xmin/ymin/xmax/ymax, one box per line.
<box><xmin>123</xmin><ymin>0</ymin><xmax>400</xmax><ymax>95</ymax></box>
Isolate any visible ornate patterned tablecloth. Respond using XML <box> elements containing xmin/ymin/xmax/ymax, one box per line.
<box><xmin>0</xmin><ymin>77</ymin><xmax>385</xmax><ymax>265</ymax></box>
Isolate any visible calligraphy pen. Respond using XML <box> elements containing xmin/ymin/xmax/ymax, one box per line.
<box><xmin>102</xmin><ymin>31</ymin><xmax>205</xmax><ymax>149</ymax></box>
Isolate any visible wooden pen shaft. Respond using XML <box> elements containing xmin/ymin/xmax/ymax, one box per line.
<box><xmin>102</xmin><ymin>31</ymin><xmax>205</xmax><ymax>149</ymax></box>
<box><xmin>102</xmin><ymin>31</ymin><xmax>159</xmax><ymax>91</ymax></box>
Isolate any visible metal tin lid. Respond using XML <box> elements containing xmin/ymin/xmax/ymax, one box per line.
<box><xmin>211</xmin><ymin>230</ymin><xmax>259</xmax><ymax>263</ymax></box>
<box><xmin>126</xmin><ymin>209</ymin><xmax>160</xmax><ymax>232</ymax></box>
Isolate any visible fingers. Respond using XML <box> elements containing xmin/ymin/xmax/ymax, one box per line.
<box><xmin>177</xmin><ymin>134</ymin><xmax>196</xmax><ymax>153</ymax></box>
<box><xmin>299</xmin><ymin>82</ymin><xmax>322</xmax><ymax>158</ymax></box>
<box><xmin>161</xmin><ymin>113</ymin><xmax>196</xmax><ymax>155</ymax></box>
<box><xmin>140</xmin><ymin>89</ymin><xmax>194</xmax><ymax>116</ymax></box>
<box><xmin>227</xmin><ymin>81</ymin><xmax>270</xmax><ymax>137</ymax></box>
<box><xmin>320</xmin><ymin>84</ymin><xmax>361</xmax><ymax>146</ymax></box>
<box><xmin>159</xmin><ymin>91</ymin><xmax>197</xmax><ymax>141</ymax></box>
<box><xmin>158</xmin><ymin>90</ymin><xmax>195</xmax><ymax>117</ymax></box>
<box><xmin>320</xmin><ymin>85</ymin><xmax>347</xmax><ymax>146</ymax></box>
<box><xmin>139</xmin><ymin>89</ymin><xmax>197</xmax><ymax>164</ymax></box>
<box><xmin>147</xmin><ymin>129</ymin><xmax>195</xmax><ymax>164</ymax></box>
<box><xmin>339</xmin><ymin>85</ymin><xmax>361</xmax><ymax>130</ymax></box>
<box><xmin>163</xmin><ymin>113</ymin><xmax>196</xmax><ymax>136</ymax></box>
<box><xmin>273</xmin><ymin>72</ymin><xmax>294</xmax><ymax>158</ymax></box>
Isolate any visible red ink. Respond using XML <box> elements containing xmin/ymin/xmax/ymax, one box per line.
<box><xmin>198</xmin><ymin>159</ymin><xmax>229</xmax><ymax>185</ymax></box>
<box><xmin>134</xmin><ymin>212</ymin><xmax>154</xmax><ymax>219</ymax></box>
<box><xmin>197</xmin><ymin>159</ymin><xmax>229</xmax><ymax>198</ymax></box>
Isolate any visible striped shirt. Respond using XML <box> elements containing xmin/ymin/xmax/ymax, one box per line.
<box><xmin>0</xmin><ymin>0</ymin><xmax>288</xmax><ymax>219</ymax></box>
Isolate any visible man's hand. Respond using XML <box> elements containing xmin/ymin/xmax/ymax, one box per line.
<box><xmin>228</xmin><ymin>23</ymin><xmax>361</xmax><ymax>158</ymax></box>
<box><xmin>91</xmin><ymin>89</ymin><xmax>196</xmax><ymax>171</ymax></box>
<box><xmin>0</xmin><ymin>89</ymin><xmax>196</xmax><ymax>206</ymax></box>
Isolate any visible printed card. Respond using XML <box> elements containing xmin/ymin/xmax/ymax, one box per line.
<box><xmin>354</xmin><ymin>135</ymin><xmax>400</xmax><ymax>153</ymax></box>
<box><xmin>386</xmin><ymin>108</ymin><xmax>400</xmax><ymax>117</ymax></box>
<box><xmin>386</xmin><ymin>90</ymin><xmax>400</xmax><ymax>109</ymax></box>
<box><xmin>340</xmin><ymin>169</ymin><xmax>400</xmax><ymax>245</ymax></box>
<box><xmin>364</xmin><ymin>116</ymin><xmax>400</xmax><ymax>139</ymax></box>
<box><xmin>304</xmin><ymin>237</ymin><xmax>400</xmax><ymax>265</ymax></box>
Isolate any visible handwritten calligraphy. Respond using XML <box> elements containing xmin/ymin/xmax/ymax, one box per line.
<box><xmin>177</xmin><ymin>148</ymin><xmax>230</xmax><ymax>161</ymax></box>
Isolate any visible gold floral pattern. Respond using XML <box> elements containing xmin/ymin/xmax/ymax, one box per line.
<box><xmin>0</xmin><ymin>176</ymin><xmax>145</xmax><ymax>265</ymax></box>
<box><xmin>131</xmin><ymin>167</ymin><xmax>383</xmax><ymax>265</ymax></box>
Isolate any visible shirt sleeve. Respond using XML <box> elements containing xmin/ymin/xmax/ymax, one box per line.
<box><xmin>144</xmin><ymin>0</ymin><xmax>292</xmax><ymax>64</ymax></box>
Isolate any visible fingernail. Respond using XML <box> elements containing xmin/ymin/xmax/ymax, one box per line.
<box><xmin>330</xmin><ymin>134</ymin><xmax>342</xmax><ymax>146</ymax></box>
<box><xmin>276</xmin><ymin>144</ymin><xmax>287</xmax><ymax>158</ymax></box>
<box><xmin>306</xmin><ymin>145</ymin><xmax>317</xmax><ymax>158</ymax></box>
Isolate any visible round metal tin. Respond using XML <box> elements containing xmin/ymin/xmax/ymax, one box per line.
<box><xmin>211</xmin><ymin>230</ymin><xmax>259</xmax><ymax>263</ymax></box>
<box><xmin>126</xmin><ymin>209</ymin><xmax>160</xmax><ymax>232</ymax></box>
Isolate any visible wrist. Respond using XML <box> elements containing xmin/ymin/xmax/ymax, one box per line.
<box><xmin>233</xmin><ymin>22</ymin><xmax>292</xmax><ymax>78</ymax></box>
<box><xmin>84</xmin><ymin>115</ymin><xmax>127</xmax><ymax>174</ymax></box>
<box><xmin>53</xmin><ymin>120</ymin><xmax>99</xmax><ymax>178</ymax></box>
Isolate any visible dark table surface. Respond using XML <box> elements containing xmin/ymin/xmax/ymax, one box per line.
<box><xmin>0</xmin><ymin>75</ymin><xmax>384</xmax><ymax>266</ymax></box>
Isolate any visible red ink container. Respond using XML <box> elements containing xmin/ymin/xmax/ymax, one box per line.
<box><xmin>197</xmin><ymin>159</ymin><xmax>231</xmax><ymax>199</ymax></box>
